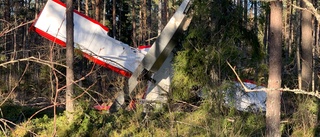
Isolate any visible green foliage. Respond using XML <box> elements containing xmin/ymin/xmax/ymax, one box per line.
<box><xmin>0</xmin><ymin>104</ymin><xmax>24</xmax><ymax>122</ymax></box>
<box><xmin>3</xmin><ymin>90</ymin><xmax>265</xmax><ymax>136</ymax></box>
<box><xmin>172</xmin><ymin>0</ymin><xmax>265</xmax><ymax>102</ymax></box>
<box><xmin>290</xmin><ymin>96</ymin><xmax>319</xmax><ymax>136</ymax></box>
<box><xmin>0</xmin><ymin>54</ymin><xmax>5</xmax><ymax>62</ymax></box>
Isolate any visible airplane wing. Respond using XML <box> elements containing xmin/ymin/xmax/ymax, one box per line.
<box><xmin>30</xmin><ymin>0</ymin><xmax>148</xmax><ymax>77</ymax></box>
<box><xmin>128</xmin><ymin>0</ymin><xmax>193</xmax><ymax>94</ymax></box>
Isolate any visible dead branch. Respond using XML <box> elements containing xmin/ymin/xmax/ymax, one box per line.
<box><xmin>290</xmin><ymin>0</ymin><xmax>320</xmax><ymax>24</ymax></box>
<box><xmin>227</xmin><ymin>61</ymin><xmax>320</xmax><ymax>99</ymax></box>
<box><xmin>0</xmin><ymin>20</ymin><xmax>35</xmax><ymax>37</ymax></box>
<box><xmin>0</xmin><ymin>118</ymin><xmax>38</xmax><ymax>136</ymax></box>
<box><xmin>174</xmin><ymin>120</ymin><xmax>209</xmax><ymax>130</ymax></box>
<box><xmin>0</xmin><ymin>63</ymin><xmax>29</xmax><ymax>106</ymax></box>
<box><xmin>0</xmin><ymin>56</ymin><xmax>67</xmax><ymax>68</ymax></box>
<box><xmin>173</xmin><ymin>99</ymin><xmax>200</xmax><ymax>108</ymax></box>
<box><xmin>226</xmin><ymin>61</ymin><xmax>251</xmax><ymax>91</ymax></box>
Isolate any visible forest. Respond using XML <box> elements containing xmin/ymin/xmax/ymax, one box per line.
<box><xmin>0</xmin><ymin>0</ymin><xmax>320</xmax><ymax>136</ymax></box>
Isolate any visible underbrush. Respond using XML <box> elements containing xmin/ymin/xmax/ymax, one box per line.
<box><xmin>1</xmin><ymin>92</ymin><xmax>267</xmax><ymax>137</ymax></box>
<box><xmin>1</xmin><ymin>86</ymin><xmax>319</xmax><ymax>136</ymax></box>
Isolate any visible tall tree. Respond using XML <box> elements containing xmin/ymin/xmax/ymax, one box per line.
<box><xmin>113</xmin><ymin>0</ymin><xmax>116</xmax><ymax>38</ymax></box>
<box><xmin>95</xmin><ymin>0</ymin><xmax>101</xmax><ymax>21</ymax></box>
<box><xmin>244</xmin><ymin>0</ymin><xmax>248</xmax><ymax>26</ymax></box>
<box><xmin>103</xmin><ymin>0</ymin><xmax>106</xmax><ymax>25</ymax></box>
<box><xmin>132</xmin><ymin>0</ymin><xmax>137</xmax><ymax>47</ymax></box>
<box><xmin>141</xmin><ymin>0</ymin><xmax>147</xmax><ymax>45</ymax></box>
<box><xmin>301</xmin><ymin>0</ymin><xmax>313</xmax><ymax>91</ymax></box>
<box><xmin>66</xmin><ymin>0</ymin><xmax>75</xmax><ymax>122</ymax></box>
<box><xmin>163</xmin><ymin>0</ymin><xmax>168</xmax><ymax>26</ymax></box>
<box><xmin>295</xmin><ymin>0</ymin><xmax>302</xmax><ymax>89</ymax></box>
<box><xmin>157</xmin><ymin>0</ymin><xmax>168</xmax><ymax>35</ymax></box>
<box><xmin>85</xmin><ymin>0</ymin><xmax>89</xmax><ymax>16</ymax></box>
<box><xmin>147</xmin><ymin>0</ymin><xmax>152</xmax><ymax>45</ymax></box>
<box><xmin>253</xmin><ymin>0</ymin><xmax>258</xmax><ymax>31</ymax></box>
<box><xmin>266</xmin><ymin>1</ymin><xmax>282</xmax><ymax>136</ymax></box>
<box><xmin>158</xmin><ymin>0</ymin><xmax>162</xmax><ymax>35</ymax></box>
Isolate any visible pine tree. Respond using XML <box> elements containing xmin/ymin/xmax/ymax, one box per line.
<box><xmin>66</xmin><ymin>0</ymin><xmax>75</xmax><ymax>122</ymax></box>
<box><xmin>266</xmin><ymin>1</ymin><xmax>282</xmax><ymax>136</ymax></box>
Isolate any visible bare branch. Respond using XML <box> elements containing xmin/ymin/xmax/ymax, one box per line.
<box><xmin>290</xmin><ymin>0</ymin><xmax>320</xmax><ymax>23</ymax></box>
<box><xmin>0</xmin><ymin>20</ymin><xmax>35</xmax><ymax>37</ymax></box>
<box><xmin>227</xmin><ymin>62</ymin><xmax>320</xmax><ymax>99</ymax></box>
<box><xmin>226</xmin><ymin>61</ymin><xmax>251</xmax><ymax>91</ymax></box>
<box><xmin>0</xmin><ymin>118</ymin><xmax>38</xmax><ymax>136</ymax></box>
<box><xmin>0</xmin><ymin>56</ymin><xmax>68</xmax><ymax>68</ymax></box>
<box><xmin>0</xmin><ymin>63</ymin><xmax>29</xmax><ymax>106</ymax></box>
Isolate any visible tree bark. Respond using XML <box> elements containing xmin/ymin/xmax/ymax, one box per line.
<box><xmin>266</xmin><ymin>1</ymin><xmax>282</xmax><ymax>136</ymax></box>
<box><xmin>244</xmin><ymin>0</ymin><xmax>247</xmax><ymax>26</ymax></box>
<box><xmin>253</xmin><ymin>0</ymin><xmax>257</xmax><ymax>31</ymax></box>
<box><xmin>158</xmin><ymin>0</ymin><xmax>162</xmax><ymax>35</ymax></box>
<box><xmin>95</xmin><ymin>0</ymin><xmax>101</xmax><ymax>21</ymax></box>
<box><xmin>35</xmin><ymin>0</ymin><xmax>38</xmax><ymax>17</ymax></box>
<box><xmin>140</xmin><ymin>0</ymin><xmax>147</xmax><ymax>45</ymax></box>
<box><xmin>103</xmin><ymin>0</ymin><xmax>106</xmax><ymax>25</ymax></box>
<box><xmin>263</xmin><ymin>9</ymin><xmax>269</xmax><ymax>54</ymax></box>
<box><xmin>295</xmin><ymin>0</ymin><xmax>302</xmax><ymax>89</ymax></box>
<box><xmin>112</xmin><ymin>0</ymin><xmax>116</xmax><ymax>38</ymax></box>
<box><xmin>85</xmin><ymin>0</ymin><xmax>89</xmax><ymax>16</ymax></box>
<box><xmin>288</xmin><ymin>0</ymin><xmax>294</xmax><ymax>55</ymax></box>
<box><xmin>147</xmin><ymin>0</ymin><xmax>152</xmax><ymax>45</ymax></box>
<box><xmin>132</xmin><ymin>0</ymin><xmax>137</xmax><ymax>47</ymax></box>
<box><xmin>66</xmin><ymin>0</ymin><xmax>75</xmax><ymax>122</ymax></box>
<box><xmin>163</xmin><ymin>0</ymin><xmax>168</xmax><ymax>25</ymax></box>
<box><xmin>301</xmin><ymin>0</ymin><xmax>313</xmax><ymax>91</ymax></box>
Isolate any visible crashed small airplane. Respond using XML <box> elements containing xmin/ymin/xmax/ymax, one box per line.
<box><xmin>31</xmin><ymin>0</ymin><xmax>267</xmax><ymax>112</ymax></box>
<box><xmin>30</xmin><ymin>0</ymin><xmax>148</xmax><ymax>77</ymax></box>
<box><xmin>31</xmin><ymin>0</ymin><xmax>193</xmax><ymax>110</ymax></box>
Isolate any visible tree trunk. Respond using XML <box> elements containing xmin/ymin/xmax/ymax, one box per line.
<box><xmin>103</xmin><ymin>0</ymin><xmax>106</xmax><ymax>25</ymax></box>
<box><xmin>266</xmin><ymin>1</ymin><xmax>282</xmax><ymax>136</ymax></box>
<box><xmin>244</xmin><ymin>0</ymin><xmax>247</xmax><ymax>27</ymax></box>
<box><xmin>237</xmin><ymin>0</ymin><xmax>241</xmax><ymax>7</ymax></box>
<box><xmin>314</xmin><ymin>0</ymin><xmax>319</xmax><ymax>91</ymax></box>
<box><xmin>132</xmin><ymin>0</ymin><xmax>137</xmax><ymax>47</ymax></box>
<box><xmin>140</xmin><ymin>0</ymin><xmax>147</xmax><ymax>45</ymax></box>
<box><xmin>13</xmin><ymin>16</ymin><xmax>17</xmax><ymax>61</ymax></box>
<box><xmin>253</xmin><ymin>0</ymin><xmax>257</xmax><ymax>31</ymax></box>
<box><xmin>301</xmin><ymin>0</ymin><xmax>313</xmax><ymax>91</ymax></box>
<box><xmin>95</xmin><ymin>0</ymin><xmax>101</xmax><ymax>21</ymax></box>
<box><xmin>35</xmin><ymin>0</ymin><xmax>38</xmax><ymax>17</ymax></box>
<box><xmin>263</xmin><ymin>8</ymin><xmax>269</xmax><ymax>56</ymax></box>
<box><xmin>118</xmin><ymin>0</ymin><xmax>122</xmax><ymax>38</ymax></box>
<box><xmin>147</xmin><ymin>0</ymin><xmax>152</xmax><ymax>45</ymax></box>
<box><xmin>158</xmin><ymin>0</ymin><xmax>162</xmax><ymax>35</ymax></box>
<box><xmin>77</xmin><ymin>0</ymin><xmax>81</xmax><ymax>12</ymax></box>
<box><xmin>66</xmin><ymin>0</ymin><xmax>75</xmax><ymax>122</ymax></box>
<box><xmin>112</xmin><ymin>0</ymin><xmax>116</xmax><ymax>38</ymax></box>
<box><xmin>85</xmin><ymin>0</ymin><xmax>89</xmax><ymax>16</ymax></box>
<box><xmin>163</xmin><ymin>0</ymin><xmax>168</xmax><ymax>25</ymax></box>
<box><xmin>295</xmin><ymin>0</ymin><xmax>302</xmax><ymax>89</ymax></box>
<box><xmin>288</xmin><ymin>0</ymin><xmax>294</xmax><ymax>56</ymax></box>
